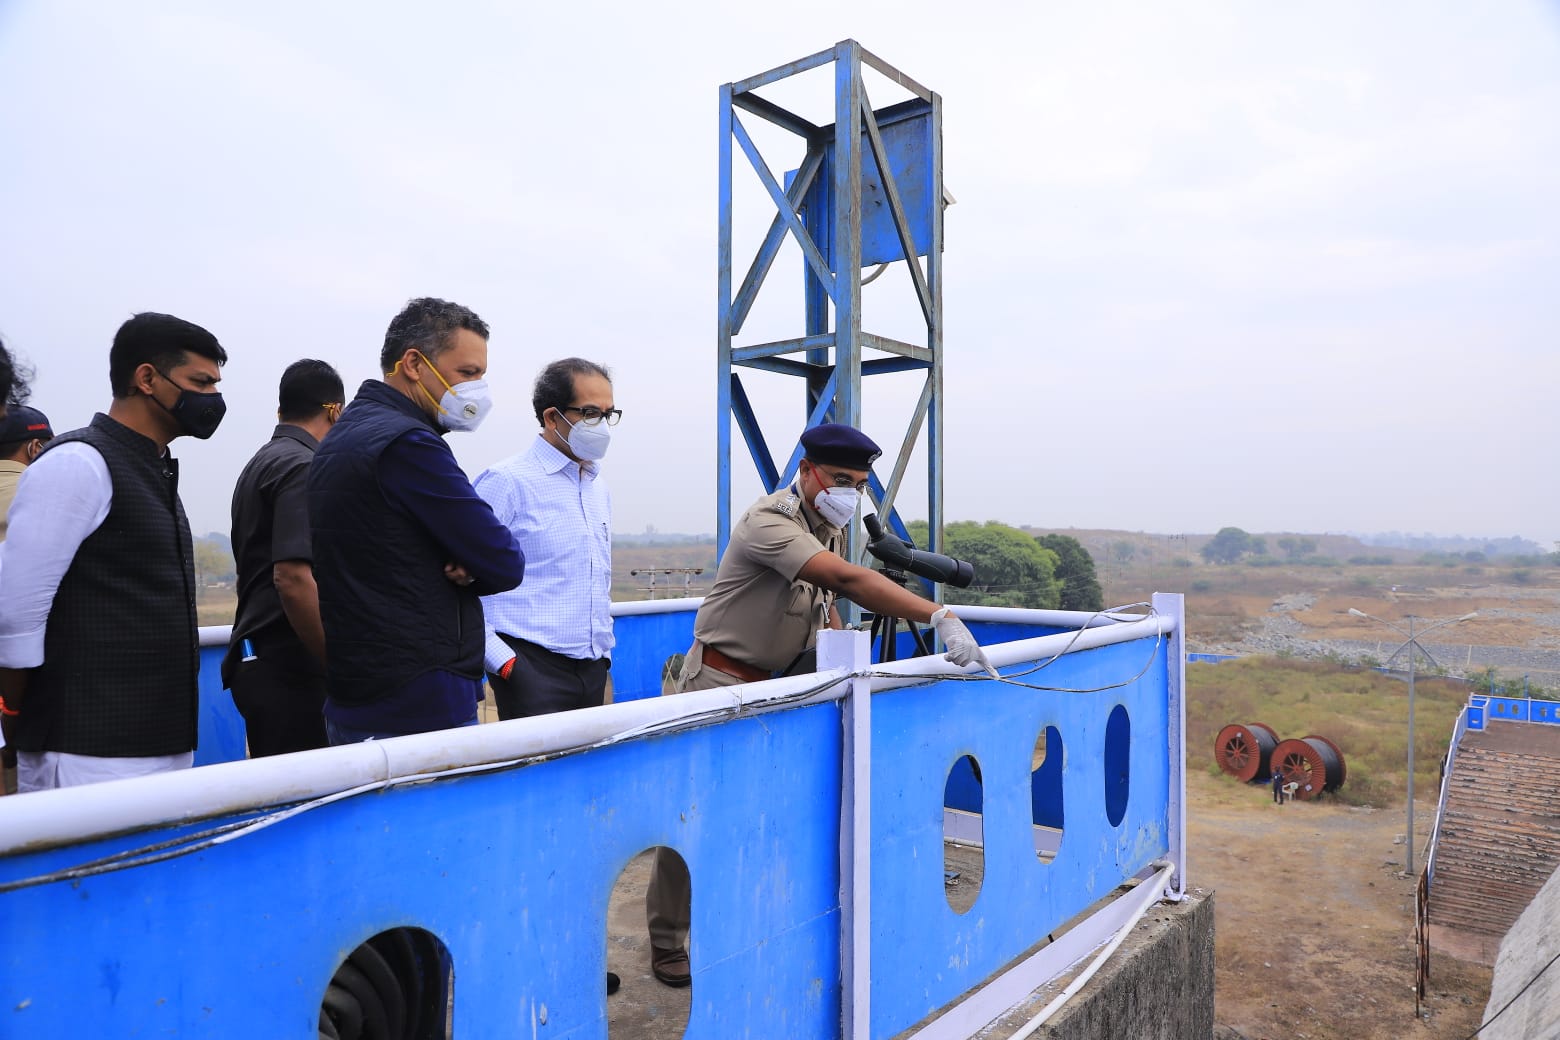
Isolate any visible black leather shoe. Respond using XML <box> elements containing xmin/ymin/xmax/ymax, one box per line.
<box><xmin>607</xmin><ymin>971</ymin><xmax>621</xmax><ymax>995</ymax></box>
<box><xmin>651</xmin><ymin>946</ymin><xmax>691</xmax><ymax>988</ymax></box>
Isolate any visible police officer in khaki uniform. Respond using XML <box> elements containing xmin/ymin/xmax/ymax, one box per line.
<box><xmin>644</xmin><ymin>423</ymin><xmax>995</xmax><ymax>987</ymax></box>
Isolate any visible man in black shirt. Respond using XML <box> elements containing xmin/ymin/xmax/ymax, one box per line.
<box><xmin>224</xmin><ymin>360</ymin><xmax>344</xmax><ymax>756</ymax></box>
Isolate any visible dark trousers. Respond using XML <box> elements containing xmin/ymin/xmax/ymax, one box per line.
<box><xmin>486</xmin><ymin>635</ymin><xmax>609</xmax><ymax>721</ymax></box>
<box><xmin>230</xmin><ymin>640</ymin><xmax>329</xmax><ymax>757</ymax></box>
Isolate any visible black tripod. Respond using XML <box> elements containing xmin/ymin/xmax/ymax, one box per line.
<box><xmin>868</xmin><ymin>567</ymin><xmax>935</xmax><ymax>663</ymax></box>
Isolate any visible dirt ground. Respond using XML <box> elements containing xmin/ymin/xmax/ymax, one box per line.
<box><xmin>1188</xmin><ymin>769</ymin><xmax>1491</xmax><ymax>1040</ymax></box>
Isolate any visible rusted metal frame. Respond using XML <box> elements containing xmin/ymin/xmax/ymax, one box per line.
<box><xmin>733</xmin><ymin>332</ymin><xmax>836</xmax><ymax>362</ymax></box>
<box><xmin>776</xmin><ymin>369</ymin><xmax>841</xmax><ymax>490</ymax></box>
<box><xmin>735</xmin><ymin>356</ymin><xmax>817</xmax><ymax>379</ymax></box>
<box><xmin>728</xmin><ymin>372</ymin><xmax>780</xmax><ymax>493</ymax></box>
<box><xmin>833</xmin><ymin>41</ymin><xmax>865</xmax><ymax>575</ymax></box>
<box><xmin>860</xmin><ymin>356</ymin><xmax>928</xmax><ymax>377</ymax></box>
<box><xmin>858</xmin><ymin>95</ymin><xmax>933</xmax><ymax>326</ymax></box>
<box><xmin>871</xmin><ymin>96</ymin><xmax>934</xmax><ymax>131</ymax></box>
<box><xmin>926</xmin><ymin>90</ymin><xmax>945</xmax><ymax>564</ymax></box>
<box><xmin>731</xmin><ymin>148</ymin><xmax>824</xmax><ymax>336</ymax></box>
<box><xmin>729</xmin><ymin>43</ymin><xmax>837</xmax><ymax>96</ymax></box>
<box><xmin>858</xmin><ymin>43</ymin><xmax>934</xmax><ymax>102</ymax></box>
<box><xmin>718</xmin><ymin>83</ymin><xmax>735</xmax><ymax>556</ymax></box>
<box><xmin>731</xmin><ymin>112</ymin><xmax>837</xmax><ymax>305</ymax></box>
<box><xmin>860</xmin><ymin>332</ymin><xmax>933</xmax><ymax>364</ymax></box>
<box><xmin>731</xmin><ymin>91</ymin><xmax>820</xmax><ymax>139</ymax></box>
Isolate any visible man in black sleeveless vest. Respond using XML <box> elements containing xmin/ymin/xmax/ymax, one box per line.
<box><xmin>0</xmin><ymin>313</ymin><xmax>227</xmax><ymax>792</ymax></box>
<box><xmin>308</xmin><ymin>297</ymin><xmax>525</xmax><ymax>743</ymax></box>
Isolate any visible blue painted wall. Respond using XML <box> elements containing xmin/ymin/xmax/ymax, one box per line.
<box><xmin>6</xmin><ymin>621</ymin><xmax>1177</xmax><ymax>1038</ymax></box>
<box><xmin>1</xmin><ymin>706</ymin><xmax>845</xmax><ymax>1038</ymax></box>
<box><xmin>868</xmin><ymin>638</ymin><xmax>1171</xmax><ymax>1037</ymax></box>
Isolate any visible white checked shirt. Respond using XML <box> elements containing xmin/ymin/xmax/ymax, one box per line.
<box><xmin>474</xmin><ymin>435</ymin><xmax>613</xmax><ymax>669</ymax></box>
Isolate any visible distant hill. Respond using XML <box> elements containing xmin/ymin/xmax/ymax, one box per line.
<box><xmin>1354</xmin><ymin>532</ymin><xmax>1545</xmax><ymax>558</ymax></box>
<box><xmin>614</xmin><ymin>530</ymin><xmax>713</xmax><ymax>547</ymax></box>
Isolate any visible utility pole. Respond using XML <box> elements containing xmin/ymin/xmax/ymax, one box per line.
<box><xmin>1347</xmin><ymin>608</ymin><xmax>1477</xmax><ymax>877</ymax></box>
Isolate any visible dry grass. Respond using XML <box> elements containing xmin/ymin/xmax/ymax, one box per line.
<box><xmin>1189</xmin><ymin>657</ymin><xmax>1469</xmax><ymax>808</ymax></box>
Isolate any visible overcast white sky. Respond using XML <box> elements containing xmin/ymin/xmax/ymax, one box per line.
<box><xmin>2</xmin><ymin>1</ymin><xmax>1557</xmax><ymax>547</ymax></box>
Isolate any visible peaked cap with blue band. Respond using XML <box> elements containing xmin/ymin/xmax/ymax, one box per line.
<box><xmin>800</xmin><ymin>423</ymin><xmax>881</xmax><ymax>469</ymax></box>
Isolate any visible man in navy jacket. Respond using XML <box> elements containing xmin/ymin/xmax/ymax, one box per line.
<box><xmin>308</xmin><ymin>298</ymin><xmax>525</xmax><ymax>743</ymax></box>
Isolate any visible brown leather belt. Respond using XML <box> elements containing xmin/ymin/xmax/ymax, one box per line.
<box><xmin>698</xmin><ymin>642</ymin><xmax>770</xmax><ymax>683</ymax></box>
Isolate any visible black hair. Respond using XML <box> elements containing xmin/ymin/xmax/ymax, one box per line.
<box><xmin>0</xmin><ymin>435</ymin><xmax>49</xmax><ymax>458</ymax></box>
<box><xmin>278</xmin><ymin>359</ymin><xmax>345</xmax><ymax>422</ymax></box>
<box><xmin>380</xmin><ymin>298</ymin><xmax>490</xmax><ymax>373</ymax></box>
<box><xmin>108</xmin><ymin>312</ymin><xmax>227</xmax><ymax>398</ymax></box>
<box><xmin>0</xmin><ymin>335</ymin><xmax>30</xmax><ymax>408</ymax></box>
<box><xmin>532</xmin><ymin>358</ymin><xmax>612</xmax><ymax>426</ymax></box>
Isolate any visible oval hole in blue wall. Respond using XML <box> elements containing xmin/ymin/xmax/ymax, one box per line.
<box><xmin>943</xmin><ymin>755</ymin><xmax>984</xmax><ymax>914</ymax></box>
<box><xmin>1104</xmin><ymin>704</ymin><xmax>1131</xmax><ymax>827</ymax></box>
<box><xmin>322</xmin><ymin>927</ymin><xmax>452</xmax><ymax>1040</ymax></box>
<box><xmin>1031</xmin><ymin>726</ymin><xmax>1064</xmax><ymax>863</ymax></box>
<box><xmin>612</xmin><ymin>848</ymin><xmax>691</xmax><ymax>1036</ymax></box>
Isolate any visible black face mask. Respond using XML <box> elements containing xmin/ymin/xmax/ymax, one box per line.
<box><xmin>153</xmin><ymin>370</ymin><xmax>227</xmax><ymax>440</ymax></box>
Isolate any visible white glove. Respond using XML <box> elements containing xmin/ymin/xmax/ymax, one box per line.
<box><xmin>932</xmin><ymin>607</ymin><xmax>999</xmax><ymax>678</ymax></box>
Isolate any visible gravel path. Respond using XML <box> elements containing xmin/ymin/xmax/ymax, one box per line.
<box><xmin>1194</xmin><ymin>611</ymin><xmax>1560</xmax><ymax>685</ymax></box>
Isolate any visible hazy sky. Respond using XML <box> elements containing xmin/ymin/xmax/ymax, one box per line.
<box><xmin>2</xmin><ymin>2</ymin><xmax>1557</xmax><ymax>547</ymax></box>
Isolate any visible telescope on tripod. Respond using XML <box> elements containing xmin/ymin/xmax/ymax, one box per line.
<box><xmin>861</xmin><ymin>514</ymin><xmax>975</xmax><ymax>662</ymax></box>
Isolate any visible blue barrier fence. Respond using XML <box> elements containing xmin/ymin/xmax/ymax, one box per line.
<box><xmin>1465</xmin><ymin>694</ymin><xmax>1560</xmax><ymax>731</ymax></box>
<box><xmin>1</xmin><ymin>596</ymin><xmax>1185</xmax><ymax>1039</ymax></box>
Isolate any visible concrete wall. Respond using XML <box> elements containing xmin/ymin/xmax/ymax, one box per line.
<box><xmin>1482</xmin><ymin>864</ymin><xmax>1560</xmax><ymax>1040</ymax></box>
<box><xmin>982</xmin><ymin>888</ymin><xmax>1215</xmax><ymax>1040</ymax></box>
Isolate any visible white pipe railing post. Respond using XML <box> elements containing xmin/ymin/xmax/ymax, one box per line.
<box><xmin>1154</xmin><ymin>592</ymin><xmax>1188</xmax><ymax>898</ymax></box>
<box><xmin>820</xmin><ymin>627</ymin><xmax>873</xmax><ymax>1040</ymax></box>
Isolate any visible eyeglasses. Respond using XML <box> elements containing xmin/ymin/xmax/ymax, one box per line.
<box><xmin>811</xmin><ymin>463</ymin><xmax>869</xmax><ymax>493</ymax></box>
<box><xmin>562</xmin><ymin>405</ymin><xmax>623</xmax><ymax>427</ymax></box>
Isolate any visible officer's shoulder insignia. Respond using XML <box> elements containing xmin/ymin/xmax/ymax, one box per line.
<box><xmin>772</xmin><ymin>495</ymin><xmax>800</xmax><ymax>519</ymax></box>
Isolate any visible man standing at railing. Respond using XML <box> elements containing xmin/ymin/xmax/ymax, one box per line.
<box><xmin>223</xmin><ymin>360</ymin><xmax>345</xmax><ymax>757</ymax></box>
<box><xmin>473</xmin><ymin>357</ymin><xmax>623</xmax><ymax>997</ymax></box>
<box><xmin>475</xmin><ymin>359</ymin><xmax>617</xmax><ymax>720</ymax></box>
<box><xmin>307</xmin><ymin>298</ymin><xmax>524</xmax><ymax>744</ymax></box>
<box><xmin>644</xmin><ymin>422</ymin><xmax>995</xmax><ymax>987</ymax></box>
<box><xmin>0</xmin><ymin>313</ymin><xmax>227</xmax><ymax>791</ymax></box>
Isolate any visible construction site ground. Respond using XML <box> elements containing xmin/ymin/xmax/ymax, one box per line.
<box><xmin>1188</xmin><ymin>768</ymin><xmax>1491</xmax><ymax>1040</ymax></box>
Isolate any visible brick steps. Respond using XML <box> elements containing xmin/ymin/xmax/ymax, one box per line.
<box><xmin>1424</xmin><ymin>725</ymin><xmax>1560</xmax><ymax>957</ymax></box>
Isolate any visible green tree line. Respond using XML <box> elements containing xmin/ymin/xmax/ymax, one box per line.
<box><xmin>902</xmin><ymin>521</ymin><xmax>1104</xmax><ymax>611</ymax></box>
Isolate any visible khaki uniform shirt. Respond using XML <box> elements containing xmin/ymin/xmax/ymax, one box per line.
<box><xmin>0</xmin><ymin>459</ymin><xmax>26</xmax><ymax>541</ymax></box>
<box><xmin>691</xmin><ymin>485</ymin><xmax>842</xmax><ymax>675</ymax></box>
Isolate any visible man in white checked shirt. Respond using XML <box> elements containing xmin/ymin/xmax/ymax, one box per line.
<box><xmin>474</xmin><ymin>359</ymin><xmax>617</xmax><ymax>718</ymax></box>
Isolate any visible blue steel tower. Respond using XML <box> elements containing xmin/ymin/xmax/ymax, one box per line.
<box><xmin>717</xmin><ymin>40</ymin><xmax>946</xmax><ymax>585</ymax></box>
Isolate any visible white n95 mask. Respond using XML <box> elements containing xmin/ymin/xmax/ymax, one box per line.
<box><xmin>813</xmin><ymin>486</ymin><xmax>859</xmax><ymax>528</ymax></box>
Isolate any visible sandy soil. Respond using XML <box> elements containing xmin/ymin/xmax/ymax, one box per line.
<box><xmin>1188</xmin><ymin>769</ymin><xmax>1491</xmax><ymax>1039</ymax></box>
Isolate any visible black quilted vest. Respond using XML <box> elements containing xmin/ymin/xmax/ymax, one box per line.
<box><xmin>17</xmin><ymin>413</ymin><xmax>199</xmax><ymax>756</ymax></box>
